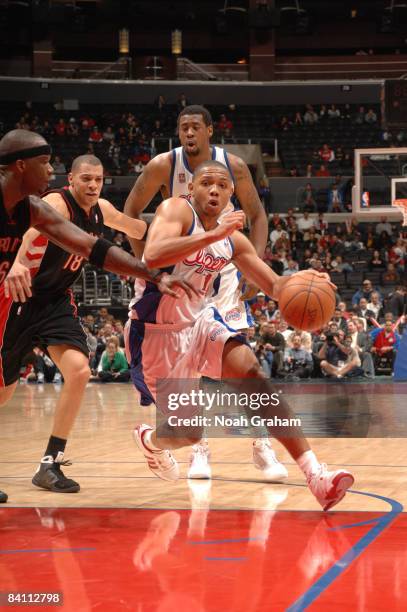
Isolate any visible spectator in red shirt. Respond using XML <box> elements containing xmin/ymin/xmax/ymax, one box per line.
<box><xmin>54</xmin><ymin>118</ymin><xmax>66</xmax><ymax>137</ymax></box>
<box><xmin>315</xmin><ymin>164</ymin><xmax>331</xmax><ymax>177</ymax></box>
<box><xmin>371</xmin><ymin>320</ymin><xmax>400</xmax><ymax>369</ymax></box>
<box><xmin>218</xmin><ymin>114</ymin><xmax>233</xmax><ymax>133</ymax></box>
<box><xmin>319</xmin><ymin>143</ymin><xmax>335</xmax><ymax>163</ymax></box>
<box><xmin>251</xmin><ymin>292</ymin><xmax>268</xmax><ymax>315</ymax></box>
<box><xmin>89</xmin><ymin>126</ymin><xmax>103</xmax><ymax>143</ymax></box>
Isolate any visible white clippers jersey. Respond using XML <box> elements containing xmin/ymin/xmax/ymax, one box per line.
<box><xmin>169</xmin><ymin>145</ymin><xmax>235</xmax><ymax>198</ymax></box>
<box><xmin>129</xmin><ymin>200</ymin><xmax>234</xmax><ymax>325</ymax></box>
<box><xmin>169</xmin><ymin>144</ymin><xmax>253</xmax><ymax>330</ymax></box>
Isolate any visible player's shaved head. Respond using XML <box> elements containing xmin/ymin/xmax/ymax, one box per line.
<box><xmin>71</xmin><ymin>155</ymin><xmax>103</xmax><ymax>173</ymax></box>
<box><xmin>0</xmin><ymin>129</ymin><xmax>47</xmax><ymax>158</ymax></box>
<box><xmin>193</xmin><ymin>159</ymin><xmax>232</xmax><ymax>180</ymax></box>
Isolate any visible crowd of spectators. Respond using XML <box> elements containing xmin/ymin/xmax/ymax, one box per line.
<box><xmin>249</xmin><ymin>212</ymin><xmax>406</xmax><ymax>380</ymax></box>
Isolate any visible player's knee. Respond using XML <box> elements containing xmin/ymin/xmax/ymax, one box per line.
<box><xmin>320</xmin><ymin>360</ymin><xmax>327</xmax><ymax>369</ymax></box>
<box><xmin>64</xmin><ymin>362</ymin><xmax>90</xmax><ymax>385</ymax></box>
<box><xmin>77</xmin><ymin>364</ymin><xmax>91</xmax><ymax>384</ymax></box>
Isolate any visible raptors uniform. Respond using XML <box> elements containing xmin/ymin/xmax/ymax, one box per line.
<box><xmin>0</xmin><ymin>188</ymin><xmax>104</xmax><ymax>387</ymax></box>
<box><xmin>0</xmin><ymin>187</ymin><xmax>32</xmax><ymax>385</ymax></box>
<box><xmin>170</xmin><ymin>145</ymin><xmax>253</xmax><ymax>330</ymax></box>
<box><xmin>125</xmin><ymin>200</ymin><xmax>245</xmax><ymax>406</ymax></box>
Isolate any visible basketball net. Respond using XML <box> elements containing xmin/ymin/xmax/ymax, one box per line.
<box><xmin>393</xmin><ymin>199</ymin><xmax>407</xmax><ymax>226</ymax></box>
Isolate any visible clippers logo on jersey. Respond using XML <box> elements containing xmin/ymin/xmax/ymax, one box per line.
<box><xmin>224</xmin><ymin>308</ymin><xmax>242</xmax><ymax>322</ymax></box>
<box><xmin>209</xmin><ymin>325</ymin><xmax>226</xmax><ymax>342</ymax></box>
<box><xmin>183</xmin><ymin>249</ymin><xmax>229</xmax><ymax>275</ymax></box>
<box><xmin>178</xmin><ymin>172</ymin><xmax>186</xmax><ymax>183</ymax></box>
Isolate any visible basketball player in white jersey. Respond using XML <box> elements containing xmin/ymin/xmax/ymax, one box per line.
<box><xmin>126</xmin><ymin>160</ymin><xmax>354</xmax><ymax>511</ymax></box>
<box><xmin>124</xmin><ymin>105</ymin><xmax>287</xmax><ymax>482</ymax></box>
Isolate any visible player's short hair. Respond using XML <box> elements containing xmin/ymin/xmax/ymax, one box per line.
<box><xmin>178</xmin><ymin>105</ymin><xmax>213</xmax><ymax>127</ymax></box>
<box><xmin>193</xmin><ymin>159</ymin><xmax>232</xmax><ymax>180</ymax></box>
<box><xmin>71</xmin><ymin>154</ymin><xmax>103</xmax><ymax>173</ymax></box>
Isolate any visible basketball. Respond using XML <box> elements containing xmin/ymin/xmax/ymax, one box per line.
<box><xmin>278</xmin><ymin>270</ymin><xmax>336</xmax><ymax>331</ymax></box>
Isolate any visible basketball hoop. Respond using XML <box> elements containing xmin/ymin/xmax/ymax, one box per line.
<box><xmin>393</xmin><ymin>199</ymin><xmax>407</xmax><ymax>226</ymax></box>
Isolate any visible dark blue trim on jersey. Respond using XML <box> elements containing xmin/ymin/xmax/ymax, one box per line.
<box><xmin>187</xmin><ymin>213</ymin><xmax>195</xmax><ymax>236</ymax></box>
<box><xmin>128</xmin><ymin>320</ymin><xmax>155</xmax><ymax>406</ymax></box>
<box><xmin>224</xmin><ymin>150</ymin><xmax>236</xmax><ymax>185</ymax></box>
<box><xmin>211</xmin><ymin>146</ymin><xmax>216</xmax><ymax>160</ymax></box>
<box><xmin>212</xmin><ymin>274</ymin><xmax>221</xmax><ymax>297</ymax></box>
<box><xmin>169</xmin><ymin>149</ymin><xmax>176</xmax><ymax>196</ymax></box>
<box><xmin>182</xmin><ymin>147</ymin><xmax>192</xmax><ymax>174</ymax></box>
<box><xmin>228</xmin><ymin>236</ymin><xmax>234</xmax><ymax>256</ymax></box>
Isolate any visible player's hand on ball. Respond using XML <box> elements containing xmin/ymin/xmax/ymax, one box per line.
<box><xmin>301</xmin><ymin>270</ymin><xmax>337</xmax><ymax>292</ymax></box>
<box><xmin>212</xmin><ymin>211</ymin><xmax>245</xmax><ymax>240</ymax></box>
<box><xmin>4</xmin><ymin>261</ymin><xmax>32</xmax><ymax>303</ymax></box>
<box><xmin>157</xmin><ymin>273</ymin><xmax>199</xmax><ymax>299</ymax></box>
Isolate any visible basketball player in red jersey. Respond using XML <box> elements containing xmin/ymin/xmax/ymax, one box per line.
<box><xmin>124</xmin><ymin>105</ymin><xmax>286</xmax><ymax>482</ymax></box>
<box><xmin>0</xmin><ymin>130</ymin><xmax>195</xmax><ymax>503</ymax></box>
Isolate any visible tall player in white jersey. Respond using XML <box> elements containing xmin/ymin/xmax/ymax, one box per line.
<box><xmin>124</xmin><ymin>105</ymin><xmax>287</xmax><ymax>481</ymax></box>
<box><xmin>126</xmin><ymin>161</ymin><xmax>354</xmax><ymax>511</ymax></box>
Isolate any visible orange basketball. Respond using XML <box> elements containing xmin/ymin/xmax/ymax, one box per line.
<box><xmin>278</xmin><ymin>270</ymin><xmax>336</xmax><ymax>331</ymax></box>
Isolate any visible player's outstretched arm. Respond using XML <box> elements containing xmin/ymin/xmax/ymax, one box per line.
<box><xmin>98</xmin><ymin>198</ymin><xmax>147</xmax><ymax>240</ymax></box>
<box><xmin>27</xmin><ymin>196</ymin><xmax>192</xmax><ymax>294</ymax></box>
<box><xmin>144</xmin><ymin>199</ymin><xmax>245</xmax><ymax>268</ymax></box>
<box><xmin>123</xmin><ymin>154</ymin><xmax>171</xmax><ymax>256</ymax></box>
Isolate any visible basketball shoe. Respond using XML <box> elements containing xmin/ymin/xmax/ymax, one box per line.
<box><xmin>133</xmin><ymin>424</ymin><xmax>179</xmax><ymax>482</ymax></box>
<box><xmin>187</xmin><ymin>440</ymin><xmax>211</xmax><ymax>479</ymax></box>
<box><xmin>32</xmin><ymin>453</ymin><xmax>80</xmax><ymax>493</ymax></box>
<box><xmin>307</xmin><ymin>464</ymin><xmax>354</xmax><ymax>511</ymax></box>
<box><xmin>253</xmin><ymin>439</ymin><xmax>289</xmax><ymax>482</ymax></box>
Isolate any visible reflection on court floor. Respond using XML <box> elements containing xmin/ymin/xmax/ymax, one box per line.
<box><xmin>0</xmin><ymin>503</ymin><xmax>405</xmax><ymax>611</ymax></box>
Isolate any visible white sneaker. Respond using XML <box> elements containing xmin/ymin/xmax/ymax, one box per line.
<box><xmin>37</xmin><ymin>372</ymin><xmax>44</xmax><ymax>384</ymax></box>
<box><xmin>307</xmin><ymin>464</ymin><xmax>354</xmax><ymax>511</ymax></box>
<box><xmin>253</xmin><ymin>439</ymin><xmax>288</xmax><ymax>482</ymax></box>
<box><xmin>133</xmin><ymin>425</ymin><xmax>179</xmax><ymax>482</ymax></box>
<box><xmin>187</xmin><ymin>440</ymin><xmax>212</xmax><ymax>479</ymax></box>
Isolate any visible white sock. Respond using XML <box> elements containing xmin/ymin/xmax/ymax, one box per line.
<box><xmin>142</xmin><ymin>429</ymin><xmax>163</xmax><ymax>453</ymax></box>
<box><xmin>296</xmin><ymin>450</ymin><xmax>320</xmax><ymax>479</ymax></box>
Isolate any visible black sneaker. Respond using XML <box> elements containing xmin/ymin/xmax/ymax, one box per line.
<box><xmin>32</xmin><ymin>453</ymin><xmax>80</xmax><ymax>493</ymax></box>
<box><xmin>0</xmin><ymin>490</ymin><xmax>7</xmax><ymax>503</ymax></box>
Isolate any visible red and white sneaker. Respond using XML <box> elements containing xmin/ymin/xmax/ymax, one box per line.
<box><xmin>133</xmin><ymin>425</ymin><xmax>179</xmax><ymax>482</ymax></box>
<box><xmin>253</xmin><ymin>439</ymin><xmax>288</xmax><ymax>482</ymax></box>
<box><xmin>308</xmin><ymin>464</ymin><xmax>354</xmax><ymax>511</ymax></box>
<box><xmin>187</xmin><ymin>440</ymin><xmax>211</xmax><ymax>479</ymax></box>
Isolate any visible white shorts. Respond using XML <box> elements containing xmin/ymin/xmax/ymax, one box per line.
<box><xmin>125</xmin><ymin>305</ymin><xmax>246</xmax><ymax>406</ymax></box>
<box><xmin>210</xmin><ymin>263</ymin><xmax>253</xmax><ymax>331</ymax></box>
